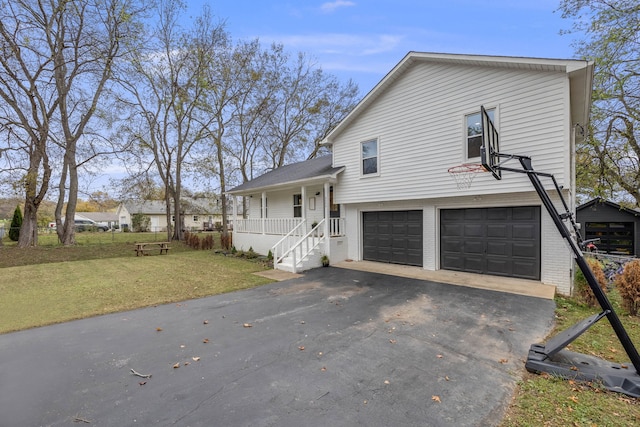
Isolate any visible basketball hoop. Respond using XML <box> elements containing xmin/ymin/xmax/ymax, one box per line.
<box><xmin>447</xmin><ymin>163</ymin><xmax>486</xmax><ymax>189</ymax></box>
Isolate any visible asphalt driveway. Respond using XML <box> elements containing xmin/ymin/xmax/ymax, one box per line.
<box><xmin>0</xmin><ymin>267</ymin><xmax>555</xmax><ymax>426</ymax></box>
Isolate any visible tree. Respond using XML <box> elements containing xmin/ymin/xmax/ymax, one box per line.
<box><xmin>560</xmin><ymin>1</ymin><xmax>640</xmax><ymax>205</ymax></box>
<box><xmin>0</xmin><ymin>0</ymin><xmax>147</xmax><ymax>246</ymax></box>
<box><xmin>119</xmin><ymin>0</ymin><xmax>227</xmax><ymax>242</ymax></box>
<box><xmin>9</xmin><ymin>205</ymin><xmax>22</xmax><ymax>241</ymax></box>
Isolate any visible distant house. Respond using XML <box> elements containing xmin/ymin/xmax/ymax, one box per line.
<box><xmin>227</xmin><ymin>51</ymin><xmax>594</xmax><ymax>296</ymax></box>
<box><xmin>576</xmin><ymin>198</ymin><xmax>640</xmax><ymax>256</ymax></box>
<box><xmin>116</xmin><ymin>198</ymin><xmax>229</xmax><ymax>232</ymax></box>
<box><xmin>76</xmin><ymin>212</ymin><xmax>119</xmax><ymax>229</ymax></box>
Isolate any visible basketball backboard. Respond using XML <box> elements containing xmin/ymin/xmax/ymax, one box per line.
<box><xmin>480</xmin><ymin>105</ymin><xmax>501</xmax><ymax>180</ymax></box>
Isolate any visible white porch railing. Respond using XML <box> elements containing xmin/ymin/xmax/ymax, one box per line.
<box><xmin>234</xmin><ymin>217</ymin><xmax>345</xmax><ymax>237</ymax></box>
<box><xmin>273</xmin><ymin>219</ymin><xmax>326</xmax><ymax>273</ymax></box>
<box><xmin>235</xmin><ymin>218</ymin><xmax>304</xmax><ymax>235</ymax></box>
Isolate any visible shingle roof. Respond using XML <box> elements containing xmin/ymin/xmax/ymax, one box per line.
<box><xmin>227</xmin><ymin>155</ymin><xmax>344</xmax><ymax>194</ymax></box>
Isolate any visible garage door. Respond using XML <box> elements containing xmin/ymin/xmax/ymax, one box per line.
<box><xmin>440</xmin><ymin>207</ymin><xmax>540</xmax><ymax>280</ymax></box>
<box><xmin>363</xmin><ymin>210</ymin><xmax>423</xmax><ymax>266</ymax></box>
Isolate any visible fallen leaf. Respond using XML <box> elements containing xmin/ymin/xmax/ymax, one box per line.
<box><xmin>445</xmin><ymin>376</ymin><xmax>450</xmax><ymax>381</ymax></box>
<box><xmin>389</xmin><ymin>339</ymin><xmax>397</xmax><ymax>344</ymax></box>
<box><xmin>298</xmin><ymin>346</ymin><xmax>305</xmax><ymax>351</ymax></box>
<box><xmin>202</xmin><ymin>338</ymin><xmax>209</xmax><ymax>344</ymax></box>
<box><xmin>432</xmin><ymin>395</ymin><xmax>441</xmax><ymax>403</ymax></box>
<box><xmin>384</xmin><ymin>380</ymin><xmax>390</xmax><ymax>385</ymax></box>
<box><xmin>437</xmin><ymin>354</ymin><xmax>443</xmax><ymax>359</ymax></box>
<box><xmin>363</xmin><ymin>400</ymin><xmax>368</xmax><ymax>405</ymax></box>
<box><xmin>192</xmin><ymin>356</ymin><xmax>201</xmax><ymax>361</ymax></box>
<box><xmin>203</xmin><ymin>320</ymin><xmax>209</xmax><ymax>325</ymax></box>
<box><xmin>568</xmin><ymin>395</ymin><xmax>579</xmax><ymax>403</ymax></box>
<box><xmin>321</xmin><ymin>367</ymin><xmax>327</xmax><ymax>371</ymax></box>
<box><xmin>139</xmin><ymin>381</ymin><xmax>146</xmax><ymax>386</ymax></box>
<box><xmin>243</xmin><ymin>323</ymin><xmax>252</xmax><ymax>328</ymax></box>
<box><xmin>180</xmin><ymin>344</ymin><xmax>186</xmax><ymax>348</ymax></box>
<box><xmin>173</xmin><ymin>362</ymin><xmax>180</xmax><ymax>369</ymax></box>
<box><xmin>570</xmin><ymin>366</ymin><xmax>579</xmax><ymax>371</ymax></box>
<box><xmin>184</xmin><ymin>362</ymin><xmax>190</xmax><ymax>366</ymax></box>
<box><xmin>300</xmin><ymin>321</ymin><xmax>305</xmax><ymax>324</ymax></box>
<box><xmin>499</xmin><ymin>358</ymin><xmax>508</xmax><ymax>364</ymax></box>
<box><xmin>156</xmin><ymin>327</ymin><xmax>163</xmax><ymax>332</ymax></box>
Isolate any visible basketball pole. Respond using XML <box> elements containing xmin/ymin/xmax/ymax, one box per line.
<box><xmin>494</xmin><ymin>153</ymin><xmax>640</xmax><ymax>396</ymax></box>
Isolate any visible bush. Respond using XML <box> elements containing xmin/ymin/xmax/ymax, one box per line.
<box><xmin>615</xmin><ymin>259</ymin><xmax>640</xmax><ymax>316</ymax></box>
<box><xmin>9</xmin><ymin>205</ymin><xmax>22</xmax><ymax>242</ymax></box>
<box><xmin>574</xmin><ymin>257</ymin><xmax>607</xmax><ymax>307</ymax></box>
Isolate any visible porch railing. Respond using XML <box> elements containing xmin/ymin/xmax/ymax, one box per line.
<box><xmin>234</xmin><ymin>217</ymin><xmax>345</xmax><ymax>236</ymax></box>
<box><xmin>272</xmin><ymin>220</ymin><xmax>308</xmax><ymax>266</ymax></box>
<box><xmin>273</xmin><ymin>219</ymin><xmax>325</xmax><ymax>273</ymax></box>
<box><xmin>235</xmin><ymin>218</ymin><xmax>304</xmax><ymax>235</ymax></box>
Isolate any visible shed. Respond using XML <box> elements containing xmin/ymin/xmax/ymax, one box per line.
<box><xmin>576</xmin><ymin>198</ymin><xmax>640</xmax><ymax>256</ymax></box>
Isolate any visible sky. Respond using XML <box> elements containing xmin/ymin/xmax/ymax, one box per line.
<box><xmin>187</xmin><ymin>0</ymin><xmax>578</xmax><ymax>94</ymax></box>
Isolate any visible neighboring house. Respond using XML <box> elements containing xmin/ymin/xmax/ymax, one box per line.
<box><xmin>116</xmin><ymin>198</ymin><xmax>229</xmax><ymax>232</ymax></box>
<box><xmin>576</xmin><ymin>198</ymin><xmax>640</xmax><ymax>256</ymax></box>
<box><xmin>76</xmin><ymin>212</ymin><xmax>119</xmax><ymax>229</ymax></box>
<box><xmin>227</xmin><ymin>52</ymin><xmax>594</xmax><ymax>295</ymax></box>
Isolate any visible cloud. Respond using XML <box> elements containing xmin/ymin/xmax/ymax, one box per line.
<box><xmin>270</xmin><ymin>33</ymin><xmax>403</xmax><ymax>56</ymax></box>
<box><xmin>320</xmin><ymin>1</ymin><xmax>356</xmax><ymax>14</ymax></box>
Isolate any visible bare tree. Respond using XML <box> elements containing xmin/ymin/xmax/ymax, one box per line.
<box><xmin>119</xmin><ymin>0</ymin><xmax>227</xmax><ymax>241</ymax></box>
<box><xmin>0</xmin><ymin>0</ymin><xmax>145</xmax><ymax>246</ymax></box>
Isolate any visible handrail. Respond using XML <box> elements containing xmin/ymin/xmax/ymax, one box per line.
<box><xmin>273</xmin><ymin>219</ymin><xmax>326</xmax><ymax>273</ymax></box>
<box><xmin>272</xmin><ymin>219</ymin><xmax>307</xmax><ymax>266</ymax></box>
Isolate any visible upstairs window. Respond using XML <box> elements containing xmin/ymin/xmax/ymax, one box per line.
<box><xmin>293</xmin><ymin>194</ymin><xmax>302</xmax><ymax>218</ymax></box>
<box><xmin>193</xmin><ymin>215</ymin><xmax>199</xmax><ymax>222</ymax></box>
<box><xmin>361</xmin><ymin>139</ymin><xmax>379</xmax><ymax>175</ymax></box>
<box><xmin>466</xmin><ymin>108</ymin><xmax>495</xmax><ymax>159</ymax></box>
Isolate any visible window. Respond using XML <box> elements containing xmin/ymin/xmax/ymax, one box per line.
<box><xmin>193</xmin><ymin>215</ymin><xmax>199</xmax><ymax>222</ymax></box>
<box><xmin>293</xmin><ymin>194</ymin><xmax>302</xmax><ymax>218</ymax></box>
<box><xmin>361</xmin><ymin>139</ymin><xmax>378</xmax><ymax>175</ymax></box>
<box><xmin>466</xmin><ymin>109</ymin><xmax>495</xmax><ymax>159</ymax></box>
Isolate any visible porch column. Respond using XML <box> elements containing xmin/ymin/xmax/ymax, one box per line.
<box><xmin>232</xmin><ymin>196</ymin><xmax>237</xmax><ymax>231</ymax></box>
<box><xmin>324</xmin><ymin>181</ymin><xmax>330</xmax><ymax>260</ymax></box>
<box><xmin>301</xmin><ymin>186</ymin><xmax>307</xmax><ymax>222</ymax></box>
<box><xmin>261</xmin><ymin>191</ymin><xmax>266</xmax><ymax>235</ymax></box>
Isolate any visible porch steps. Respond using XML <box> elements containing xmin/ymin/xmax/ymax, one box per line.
<box><xmin>276</xmin><ymin>243</ymin><xmax>325</xmax><ymax>273</ymax></box>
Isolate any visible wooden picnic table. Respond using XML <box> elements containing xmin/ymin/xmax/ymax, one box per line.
<box><xmin>134</xmin><ymin>242</ymin><xmax>171</xmax><ymax>256</ymax></box>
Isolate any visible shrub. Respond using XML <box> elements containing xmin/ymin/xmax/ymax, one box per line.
<box><xmin>220</xmin><ymin>232</ymin><xmax>232</xmax><ymax>250</ymax></box>
<box><xmin>9</xmin><ymin>205</ymin><xmax>22</xmax><ymax>241</ymax></box>
<box><xmin>574</xmin><ymin>257</ymin><xmax>607</xmax><ymax>307</ymax></box>
<box><xmin>615</xmin><ymin>259</ymin><xmax>640</xmax><ymax>316</ymax></box>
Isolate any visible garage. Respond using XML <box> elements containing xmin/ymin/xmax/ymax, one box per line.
<box><xmin>363</xmin><ymin>210</ymin><xmax>423</xmax><ymax>266</ymax></box>
<box><xmin>440</xmin><ymin>207</ymin><xmax>540</xmax><ymax>280</ymax></box>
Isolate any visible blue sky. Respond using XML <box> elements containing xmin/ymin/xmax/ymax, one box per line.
<box><xmin>188</xmin><ymin>0</ymin><xmax>578</xmax><ymax>94</ymax></box>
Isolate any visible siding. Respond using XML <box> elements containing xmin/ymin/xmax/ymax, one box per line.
<box><xmin>333</xmin><ymin>62</ymin><xmax>571</xmax><ymax>204</ymax></box>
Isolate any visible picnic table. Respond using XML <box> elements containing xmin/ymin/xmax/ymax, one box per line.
<box><xmin>134</xmin><ymin>242</ymin><xmax>171</xmax><ymax>256</ymax></box>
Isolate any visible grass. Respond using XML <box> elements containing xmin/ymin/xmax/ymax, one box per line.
<box><xmin>0</xmin><ymin>232</ymin><xmax>272</xmax><ymax>333</ymax></box>
<box><xmin>500</xmin><ymin>293</ymin><xmax>640</xmax><ymax>426</ymax></box>
<box><xmin>3</xmin><ymin>233</ymin><xmax>640</xmax><ymax>424</ymax></box>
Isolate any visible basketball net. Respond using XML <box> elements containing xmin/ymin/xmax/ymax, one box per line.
<box><xmin>447</xmin><ymin>163</ymin><xmax>486</xmax><ymax>189</ymax></box>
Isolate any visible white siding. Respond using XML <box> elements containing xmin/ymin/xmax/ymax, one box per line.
<box><xmin>333</xmin><ymin>62</ymin><xmax>571</xmax><ymax>204</ymax></box>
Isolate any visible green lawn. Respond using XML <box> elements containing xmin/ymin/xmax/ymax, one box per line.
<box><xmin>0</xmin><ymin>233</ymin><xmax>272</xmax><ymax>333</ymax></box>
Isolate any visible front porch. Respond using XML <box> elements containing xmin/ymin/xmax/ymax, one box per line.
<box><xmin>233</xmin><ymin>217</ymin><xmax>347</xmax><ymax>273</ymax></box>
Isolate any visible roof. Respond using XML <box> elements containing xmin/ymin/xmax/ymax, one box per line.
<box><xmin>76</xmin><ymin>212</ymin><xmax>118</xmax><ymax>222</ymax></box>
<box><xmin>577</xmin><ymin>198</ymin><xmax>640</xmax><ymax>217</ymax></box>
<box><xmin>121</xmin><ymin>198</ymin><xmax>231</xmax><ymax>216</ymax></box>
<box><xmin>227</xmin><ymin>155</ymin><xmax>345</xmax><ymax>195</ymax></box>
<box><xmin>322</xmin><ymin>51</ymin><xmax>594</xmax><ymax>145</ymax></box>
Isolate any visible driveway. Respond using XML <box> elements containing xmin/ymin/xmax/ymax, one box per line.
<box><xmin>0</xmin><ymin>267</ymin><xmax>555</xmax><ymax>426</ymax></box>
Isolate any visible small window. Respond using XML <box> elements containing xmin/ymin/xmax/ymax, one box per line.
<box><xmin>361</xmin><ymin>139</ymin><xmax>378</xmax><ymax>175</ymax></box>
<box><xmin>171</xmin><ymin>215</ymin><xmax>175</xmax><ymax>222</ymax></box>
<box><xmin>466</xmin><ymin>109</ymin><xmax>495</xmax><ymax>159</ymax></box>
<box><xmin>293</xmin><ymin>194</ymin><xmax>302</xmax><ymax>218</ymax></box>
<box><xmin>193</xmin><ymin>215</ymin><xmax>199</xmax><ymax>222</ymax></box>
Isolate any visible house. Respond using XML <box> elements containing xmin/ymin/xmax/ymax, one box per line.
<box><xmin>576</xmin><ymin>198</ymin><xmax>640</xmax><ymax>256</ymax></box>
<box><xmin>76</xmin><ymin>212</ymin><xmax>119</xmax><ymax>230</ymax></box>
<box><xmin>116</xmin><ymin>198</ymin><xmax>228</xmax><ymax>232</ymax></box>
<box><xmin>227</xmin><ymin>52</ymin><xmax>594</xmax><ymax>295</ymax></box>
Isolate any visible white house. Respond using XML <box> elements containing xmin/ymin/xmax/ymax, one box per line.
<box><xmin>227</xmin><ymin>52</ymin><xmax>594</xmax><ymax>295</ymax></box>
<box><xmin>116</xmin><ymin>198</ymin><xmax>229</xmax><ymax>232</ymax></box>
